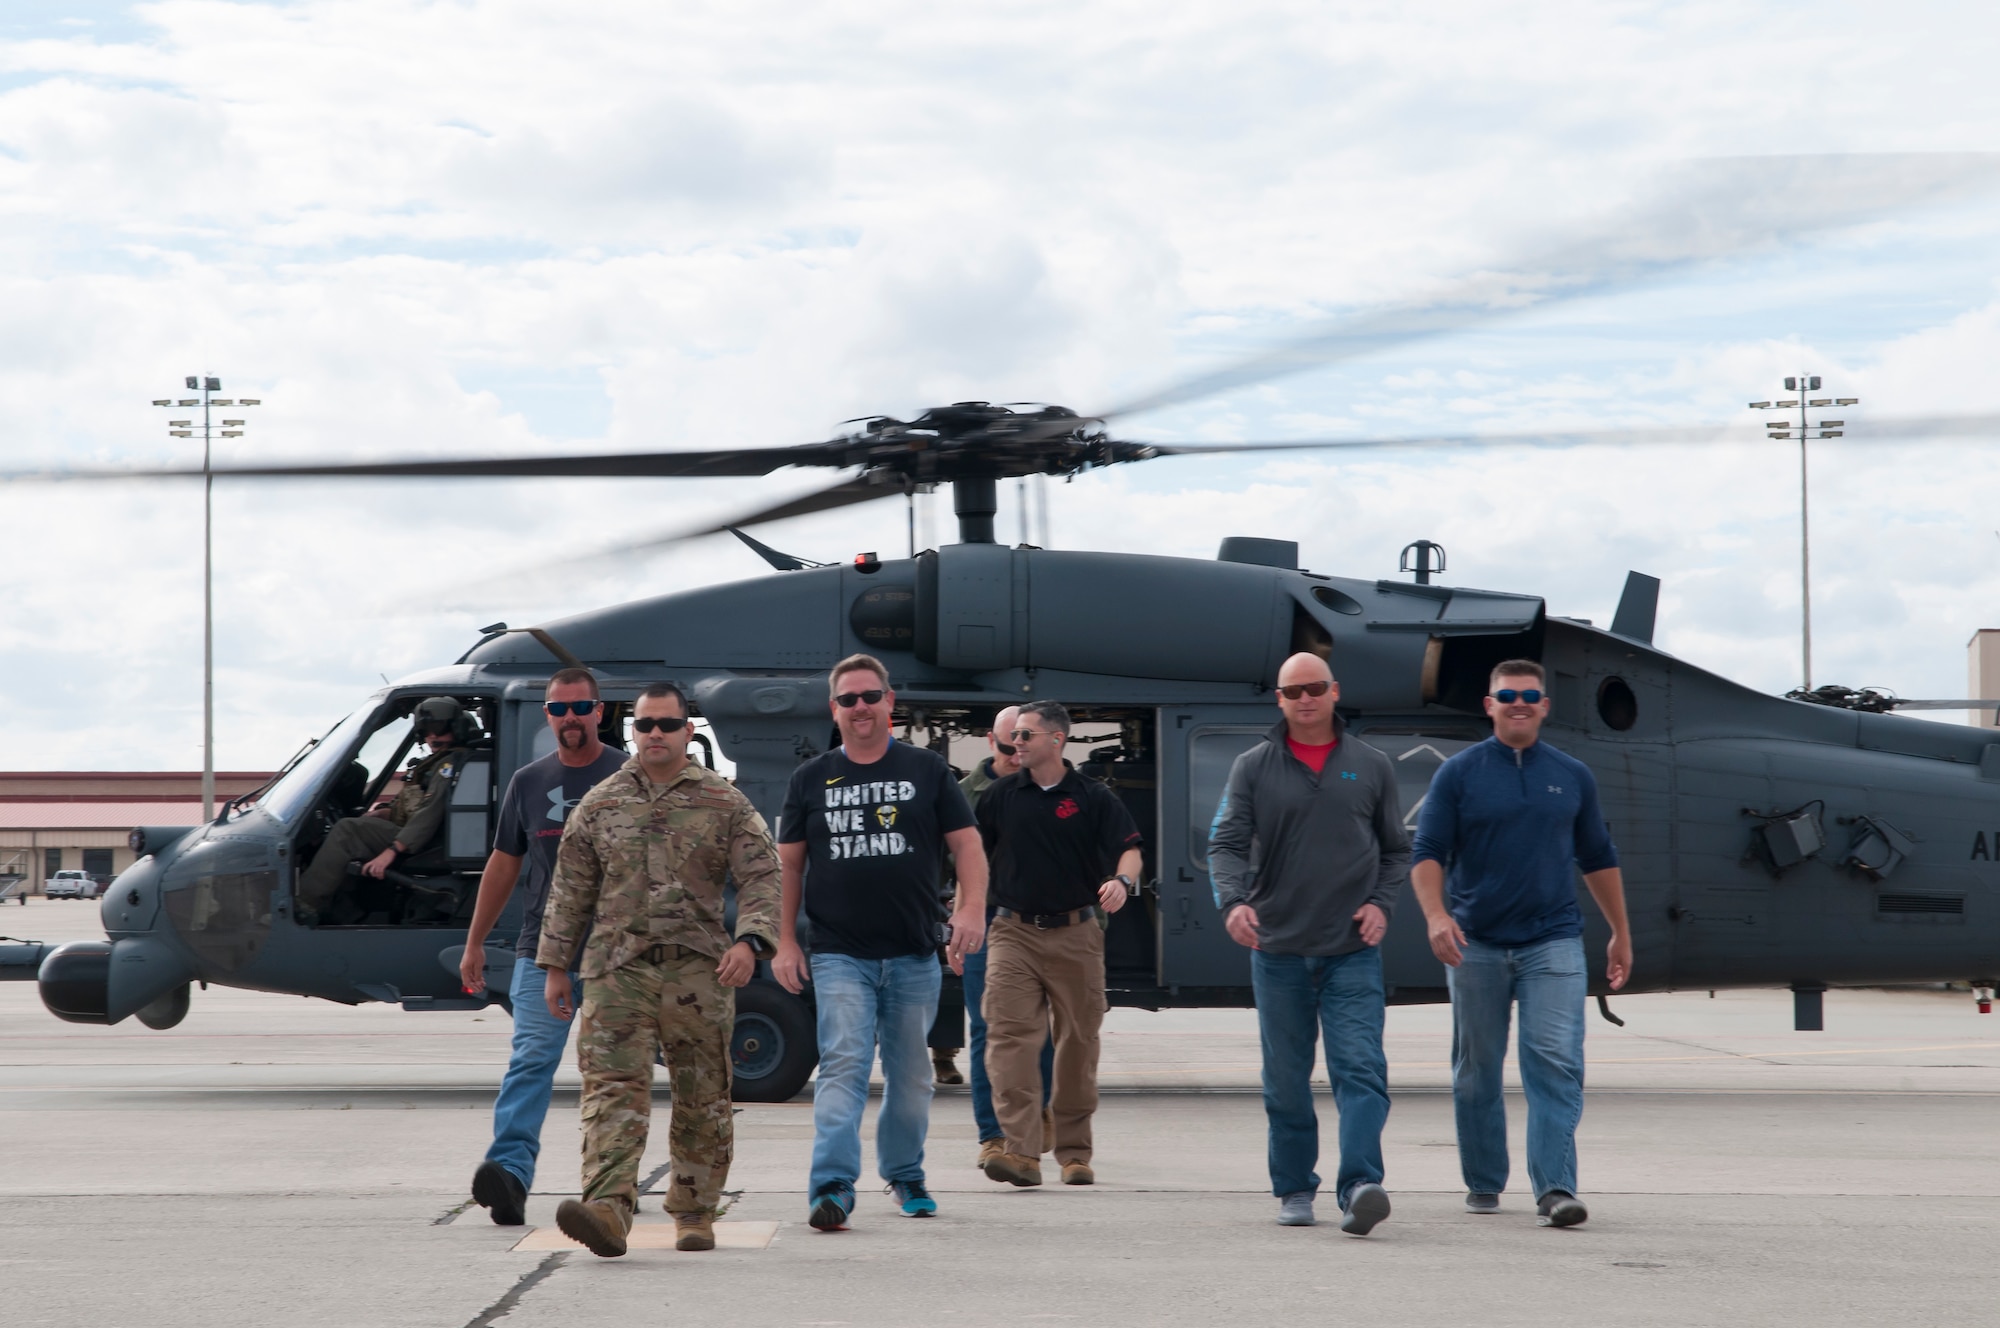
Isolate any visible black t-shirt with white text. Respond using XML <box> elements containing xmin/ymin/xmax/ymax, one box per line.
<box><xmin>978</xmin><ymin>766</ymin><xmax>1143</xmax><ymax>916</ymax></box>
<box><xmin>494</xmin><ymin>746</ymin><xmax>628</xmax><ymax>959</ymax></box>
<box><xmin>779</xmin><ymin>740</ymin><xmax>976</xmax><ymax>960</ymax></box>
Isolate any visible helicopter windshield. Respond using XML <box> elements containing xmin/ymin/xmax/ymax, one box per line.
<box><xmin>255</xmin><ymin>708</ymin><xmax>378</xmax><ymax>825</ymax></box>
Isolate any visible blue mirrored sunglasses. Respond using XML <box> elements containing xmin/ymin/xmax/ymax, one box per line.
<box><xmin>1491</xmin><ymin>688</ymin><xmax>1545</xmax><ymax>705</ymax></box>
<box><xmin>544</xmin><ymin>700</ymin><xmax>600</xmax><ymax>717</ymax></box>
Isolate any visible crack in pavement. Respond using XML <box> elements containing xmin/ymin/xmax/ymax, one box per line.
<box><xmin>462</xmin><ymin>1250</ymin><xmax>567</xmax><ymax>1328</ymax></box>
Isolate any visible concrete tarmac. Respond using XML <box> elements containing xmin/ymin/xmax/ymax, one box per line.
<box><xmin>6</xmin><ymin>897</ymin><xmax>2000</xmax><ymax>1326</ymax></box>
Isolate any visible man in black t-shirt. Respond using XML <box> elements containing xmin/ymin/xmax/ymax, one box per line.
<box><xmin>459</xmin><ymin>668</ymin><xmax>626</xmax><ymax>1227</ymax></box>
<box><xmin>976</xmin><ymin>701</ymin><xmax>1142</xmax><ymax>1188</ymax></box>
<box><xmin>774</xmin><ymin>654</ymin><xmax>988</xmax><ymax>1230</ymax></box>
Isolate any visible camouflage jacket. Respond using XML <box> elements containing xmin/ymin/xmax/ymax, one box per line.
<box><xmin>389</xmin><ymin>745</ymin><xmax>462</xmax><ymax>855</ymax></box>
<box><xmin>535</xmin><ymin>756</ymin><xmax>782</xmax><ymax>978</ymax></box>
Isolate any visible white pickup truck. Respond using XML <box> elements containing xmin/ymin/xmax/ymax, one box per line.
<box><xmin>45</xmin><ymin>869</ymin><xmax>104</xmax><ymax>899</ymax></box>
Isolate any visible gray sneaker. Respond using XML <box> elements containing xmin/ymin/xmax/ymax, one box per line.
<box><xmin>1339</xmin><ymin>1182</ymin><xmax>1391</xmax><ymax>1236</ymax></box>
<box><xmin>1537</xmin><ymin>1190</ymin><xmax>1588</xmax><ymax>1228</ymax></box>
<box><xmin>1276</xmin><ymin>1192</ymin><xmax>1315</xmax><ymax>1227</ymax></box>
<box><xmin>1465</xmin><ymin>1191</ymin><xmax>1500</xmax><ymax>1214</ymax></box>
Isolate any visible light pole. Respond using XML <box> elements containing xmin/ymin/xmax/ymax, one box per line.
<box><xmin>1748</xmin><ymin>378</ymin><xmax>1857</xmax><ymax>690</ymax></box>
<box><xmin>151</xmin><ymin>378</ymin><xmax>260</xmax><ymax>819</ymax></box>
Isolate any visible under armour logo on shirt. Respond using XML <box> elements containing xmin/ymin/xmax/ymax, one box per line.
<box><xmin>1548</xmin><ymin>785</ymin><xmax>1563</xmax><ymax>794</ymax></box>
<box><xmin>546</xmin><ymin>787</ymin><xmax>582</xmax><ymax>823</ymax></box>
<box><xmin>1340</xmin><ymin>771</ymin><xmax>1359</xmax><ymax>781</ymax></box>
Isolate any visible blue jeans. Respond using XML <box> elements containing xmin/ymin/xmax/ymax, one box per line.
<box><xmin>808</xmin><ymin>952</ymin><xmax>942</xmax><ymax>1198</ymax></box>
<box><xmin>1252</xmin><ymin>946</ymin><xmax>1391</xmax><ymax>1206</ymax></box>
<box><xmin>962</xmin><ymin>941</ymin><xmax>1053</xmax><ymax>1142</ymax></box>
<box><xmin>485</xmin><ymin>958</ymin><xmax>578</xmax><ymax>1190</ymax></box>
<box><xmin>1448</xmin><ymin>935</ymin><xmax>1587</xmax><ymax>1200</ymax></box>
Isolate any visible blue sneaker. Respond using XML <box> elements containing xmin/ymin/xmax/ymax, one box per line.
<box><xmin>808</xmin><ymin>1183</ymin><xmax>853</xmax><ymax>1231</ymax></box>
<box><xmin>887</xmin><ymin>1179</ymin><xmax>937</xmax><ymax>1217</ymax></box>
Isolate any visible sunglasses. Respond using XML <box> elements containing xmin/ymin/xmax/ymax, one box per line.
<box><xmin>994</xmin><ymin>740</ymin><xmax>1017</xmax><ymax>757</ymax></box>
<box><xmin>833</xmin><ymin>690</ymin><xmax>886</xmax><ymax>708</ymax></box>
<box><xmin>1492</xmin><ymin>689</ymin><xmax>1545</xmax><ymax>705</ymax></box>
<box><xmin>1009</xmin><ymin>728</ymin><xmax>1052</xmax><ymax>743</ymax></box>
<box><xmin>544</xmin><ymin>700</ymin><xmax>600</xmax><ymax>717</ymax></box>
<box><xmin>633</xmin><ymin>715</ymin><xmax>689</xmax><ymax>734</ymax></box>
<box><xmin>416</xmin><ymin>720</ymin><xmax>455</xmax><ymax>736</ymax></box>
<box><xmin>1277</xmin><ymin>680</ymin><xmax>1332</xmax><ymax>700</ymax></box>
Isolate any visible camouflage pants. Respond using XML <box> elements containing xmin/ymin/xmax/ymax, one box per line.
<box><xmin>577</xmin><ymin>949</ymin><xmax>735</xmax><ymax>1217</ymax></box>
<box><xmin>295</xmin><ymin>815</ymin><xmax>400</xmax><ymax>913</ymax></box>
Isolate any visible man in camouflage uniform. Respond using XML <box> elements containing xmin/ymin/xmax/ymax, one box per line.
<box><xmin>539</xmin><ymin>682</ymin><xmax>782</xmax><ymax>1259</ymax></box>
<box><xmin>296</xmin><ymin>696</ymin><xmax>474</xmax><ymax>924</ymax></box>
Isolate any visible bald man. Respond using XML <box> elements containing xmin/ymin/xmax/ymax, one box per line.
<box><xmin>1208</xmin><ymin>653</ymin><xmax>1411</xmax><ymax>1235</ymax></box>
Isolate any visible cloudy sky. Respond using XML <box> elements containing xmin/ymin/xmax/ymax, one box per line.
<box><xmin>6</xmin><ymin>1</ymin><xmax>2000</xmax><ymax>771</ymax></box>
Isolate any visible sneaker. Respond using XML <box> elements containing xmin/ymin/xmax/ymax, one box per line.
<box><xmin>1060</xmin><ymin>1161</ymin><xmax>1094</xmax><ymax>1186</ymax></box>
<box><xmin>673</xmin><ymin>1212</ymin><xmax>715</xmax><ymax>1250</ymax></box>
<box><xmin>1465</xmin><ymin>1191</ymin><xmax>1501</xmax><ymax>1214</ymax></box>
<box><xmin>1339</xmin><ymin>1182</ymin><xmax>1391</xmax><ymax>1236</ymax></box>
<box><xmin>982</xmin><ymin>1151</ymin><xmax>1044</xmax><ymax>1187</ymax></box>
<box><xmin>1537</xmin><ymin>1191</ymin><xmax>1588</xmax><ymax>1228</ymax></box>
<box><xmin>470</xmin><ymin>1160</ymin><xmax>527</xmax><ymax>1227</ymax></box>
<box><xmin>977</xmin><ymin>1137</ymin><xmax>1007</xmax><ymax>1168</ymax></box>
<box><xmin>808</xmin><ymin>1184</ymin><xmax>854</xmax><ymax>1231</ymax></box>
<box><xmin>932</xmin><ymin>1050</ymin><xmax>964</xmax><ymax>1085</ymax></box>
<box><xmin>1277</xmin><ymin>1192</ymin><xmax>1316</xmax><ymax>1227</ymax></box>
<box><xmin>887</xmin><ymin>1179</ymin><xmax>938</xmax><ymax>1217</ymax></box>
<box><xmin>555</xmin><ymin>1197</ymin><xmax>630</xmax><ymax>1258</ymax></box>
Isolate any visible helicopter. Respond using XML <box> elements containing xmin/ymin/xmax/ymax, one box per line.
<box><xmin>11</xmin><ymin>153</ymin><xmax>2000</xmax><ymax>1101</ymax></box>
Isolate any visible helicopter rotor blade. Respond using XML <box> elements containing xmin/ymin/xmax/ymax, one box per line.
<box><xmin>1884</xmin><ymin>699</ymin><xmax>2000</xmax><ymax>711</ymax></box>
<box><xmin>1091</xmin><ymin>153</ymin><xmax>2000</xmax><ymax>424</ymax></box>
<box><xmin>0</xmin><ymin>441</ymin><xmax>856</xmax><ymax>484</ymax></box>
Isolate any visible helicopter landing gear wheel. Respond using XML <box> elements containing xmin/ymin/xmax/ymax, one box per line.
<box><xmin>730</xmin><ymin>980</ymin><xmax>816</xmax><ymax>1103</ymax></box>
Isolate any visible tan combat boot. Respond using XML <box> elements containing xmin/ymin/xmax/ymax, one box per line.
<box><xmin>1061</xmin><ymin>1161</ymin><xmax>1095</xmax><ymax>1186</ymax></box>
<box><xmin>982</xmin><ymin>1151</ymin><xmax>1043</xmax><ymax>1187</ymax></box>
<box><xmin>977</xmin><ymin>1137</ymin><xmax>1007</xmax><ymax>1168</ymax></box>
<box><xmin>933</xmin><ymin>1049</ymin><xmax>964</xmax><ymax>1085</ymax></box>
<box><xmin>674</xmin><ymin>1211</ymin><xmax>716</xmax><ymax>1251</ymax></box>
<box><xmin>555</xmin><ymin>1197</ymin><xmax>631</xmax><ymax>1258</ymax></box>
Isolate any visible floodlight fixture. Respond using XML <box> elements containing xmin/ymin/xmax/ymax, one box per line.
<box><xmin>1748</xmin><ymin>401</ymin><xmax>1772</xmax><ymax>408</ymax></box>
<box><xmin>1835</xmin><ymin>397</ymin><xmax>1858</xmax><ymax>405</ymax></box>
<box><xmin>151</xmin><ymin>399</ymin><xmax>171</xmax><ymax>406</ymax></box>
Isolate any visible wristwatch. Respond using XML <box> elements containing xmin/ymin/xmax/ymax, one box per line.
<box><xmin>1112</xmin><ymin>874</ymin><xmax>1136</xmax><ymax>891</ymax></box>
<box><xmin>736</xmin><ymin>934</ymin><xmax>775</xmax><ymax>959</ymax></box>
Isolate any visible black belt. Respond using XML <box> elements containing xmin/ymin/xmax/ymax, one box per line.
<box><xmin>994</xmin><ymin>905</ymin><xmax>1099</xmax><ymax>930</ymax></box>
<box><xmin>641</xmin><ymin>943</ymin><xmax>700</xmax><ymax>963</ymax></box>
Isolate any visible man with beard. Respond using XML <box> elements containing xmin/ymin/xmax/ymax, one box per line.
<box><xmin>460</xmin><ymin>667</ymin><xmax>627</xmax><ymax>1226</ymax></box>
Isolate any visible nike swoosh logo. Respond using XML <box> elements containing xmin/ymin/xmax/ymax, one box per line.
<box><xmin>826</xmin><ymin>777</ymin><xmax>843</xmax><ymax>785</ymax></box>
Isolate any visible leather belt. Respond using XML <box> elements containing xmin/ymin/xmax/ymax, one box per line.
<box><xmin>642</xmin><ymin>943</ymin><xmax>700</xmax><ymax>963</ymax></box>
<box><xmin>994</xmin><ymin>905</ymin><xmax>1100</xmax><ymax>930</ymax></box>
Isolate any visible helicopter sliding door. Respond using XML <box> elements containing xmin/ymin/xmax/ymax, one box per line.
<box><xmin>1156</xmin><ymin>706</ymin><xmax>1271</xmax><ymax>989</ymax></box>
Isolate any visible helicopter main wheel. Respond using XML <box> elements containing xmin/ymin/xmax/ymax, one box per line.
<box><xmin>730</xmin><ymin>980</ymin><xmax>816</xmax><ymax>1103</ymax></box>
<box><xmin>136</xmin><ymin>981</ymin><xmax>191</xmax><ymax>1031</ymax></box>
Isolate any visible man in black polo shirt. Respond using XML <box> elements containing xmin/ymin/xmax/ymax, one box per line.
<box><xmin>976</xmin><ymin>701</ymin><xmax>1142</xmax><ymax>1187</ymax></box>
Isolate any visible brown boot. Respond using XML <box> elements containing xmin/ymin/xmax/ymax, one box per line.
<box><xmin>1041</xmin><ymin>1106</ymin><xmax>1055</xmax><ymax>1154</ymax></box>
<box><xmin>933</xmin><ymin>1049</ymin><xmax>964</xmax><ymax>1085</ymax></box>
<box><xmin>982</xmin><ymin>1152</ymin><xmax>1043</xmax><ymax>1187</ymax></box>
<box><xmin>1061</xmin><ymin>1161</ymin><xmax>1095</xmax><ymax>1186</ymax></box>
<box><xmin>978</xmin><ymin>1137</ymin><xmax>1007</xmax><ymax>1168</ymax></box>
<box><xmin>673</xmin><ymin>1211</ymin><xmax>716</xmax><ymax>1251</ymax></box>
<box><xmin>555</xmin><ymin>1197</ymin><xmax>630</xmax><ymax>1258</ymax></box>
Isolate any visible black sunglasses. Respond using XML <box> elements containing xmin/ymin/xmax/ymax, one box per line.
<box><xmin>994</xmin><ymin>739</ymin><xmax>1017</xmax><ymax>757</ymax></box>
<box><xmin>1492</xmin><ymin>689</ymin><xmax>1545</xmax><ymax>705</ymax></box>
<box><xmin>544</xmin><ymin>700</ymin><xmax>599</xmax><ymax>717</ymax></box>
<box><xmin>834</xmin><ymin>690</ymin><xmax>886</xmax><ymax>708</ymax></box>
<box><xmin>1277</xmin><ymin>680</ymin><xmax>1332</xmax><ymax>700</ymax></box>
<box><xmin>416</xmin><ymin>720</ymin><xmax>455</xmax><ymax>737</ymax></box>
<box><xmin>633</xmin><ymin>715</ymin><xmax>689</xmax><ymax>734</ymax></box>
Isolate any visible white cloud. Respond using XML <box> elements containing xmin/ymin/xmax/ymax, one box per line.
<box><xmin>6</xmin><ymin>0</ymin><xmax>2000</xmax><ymax>769</ymax></box>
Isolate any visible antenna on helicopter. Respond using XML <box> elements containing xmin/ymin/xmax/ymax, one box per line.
<box><xmin>1400</xmin><ymin>540</ymin><xmax>1447</xmax><ymax>585</ymax></box>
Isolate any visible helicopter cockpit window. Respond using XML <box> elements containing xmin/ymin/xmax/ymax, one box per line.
<box><xmin>256</xmin><ymin>709</ymin><xmax>375</xmax><ymax>825</ymax></box>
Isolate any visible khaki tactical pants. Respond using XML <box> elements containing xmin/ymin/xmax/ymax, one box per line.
<box><xmin>577</xmin><ymin>948</ymin><xmax>735</xmax><ymax>1217</ymax></box>
<box><xmin>983</xmin><ymin>913</ymin><xmax>1106</xmax><ymax>1165</ymax></box>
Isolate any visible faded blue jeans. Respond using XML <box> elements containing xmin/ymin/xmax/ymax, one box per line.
<box><xmin>1448</xmin><ymin>935</ymin><xmax>1588</xmax><ymax>1200</ymax></box>
<box><xmin>808</xmin><ymin>951</ymin><xmax>941</xmax><ymax>1200</ymax></box>
<box><xmin>485</xmin><ymin>957</ymin><xmax>578</xmax><ymax>1190</ymax></box>
<box><xmin>962</xmin><ymin>939</ymin><xmax>1053</xmax><ymax>1142</ymax></box>
<box><xmin>1251</xmin><ymin>945</ymin><xmax>1390</xmax><ymax>1207</ymax></box>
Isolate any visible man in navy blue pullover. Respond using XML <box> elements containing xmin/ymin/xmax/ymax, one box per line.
<box><xmin>1410</xmin><ymin>659</ymin><xmax>1630</xmax><ymax>1229</ymax></box>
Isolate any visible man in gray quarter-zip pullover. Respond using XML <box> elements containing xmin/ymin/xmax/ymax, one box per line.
<box><xmin>1208</xmin><ymin>652</ymin><xmax>1410</xmax><ymax>1236</ymax></box>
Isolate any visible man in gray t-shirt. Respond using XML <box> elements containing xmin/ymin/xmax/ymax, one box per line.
<box><xmin>461</xmin><ymin>669</ymin><xmax>625</xmax><ymax>1227</ymax></box>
